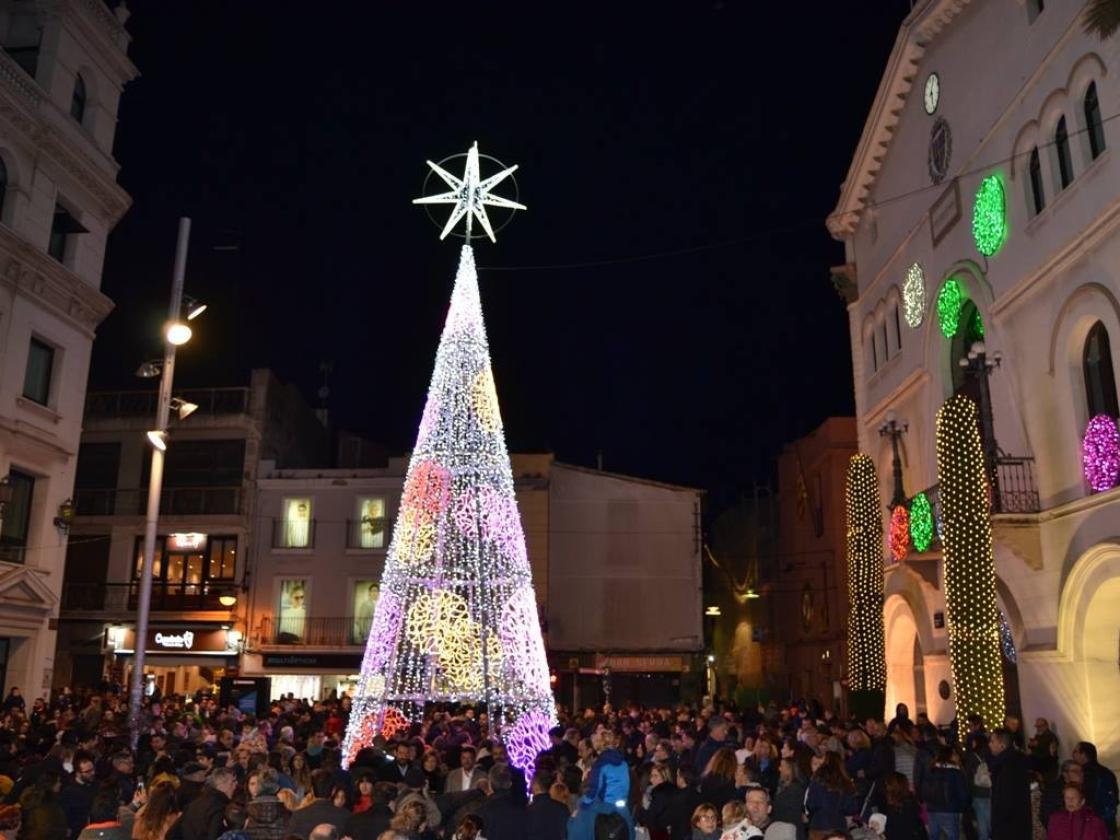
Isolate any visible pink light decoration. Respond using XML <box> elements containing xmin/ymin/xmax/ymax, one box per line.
<box><xmin>1083</xmin><ymin>414</ymin><xmax>1120</xmax><ymax>493</ymax></box>
<box><xmin>505</xmin><ymin>709</ymin><xmax>552</xmax><ymax>772</ymax></box>
<box><xmin>417</xmin><ymin>395</ymin><xmax>441</xmax><ymax>448</ymax></box>
<box><xmin>402</xmin><ymin>460</ymin><xmax>452</xmax><ymax>515</ymax></box>
<box><xmin>344</xmin><ymin>713</ymin><xmax>380</xmax><ymax>767</ymax></box>
<box><xmin>479</xmin><ymin>486</ymin><xmax>526</xmax><ymax>563</ymax></box>
<box><xmin>889</xmin><ymin>505</ymin><xmax>910</xmax><ymax>563</ymax></box>
<box><xmin>359</xmin><ymin>591</ymin><xmax>402</xmax><ymax>673</ymax></box>
<box><xmin>500</xmin><ymin>587</ymin><xmax>550</xmax><ymax>689</ymax></box>
<box><xmin>452</xmin><ymin>486</ymin><xmax>479</xmax><ymax>539</ymax></box>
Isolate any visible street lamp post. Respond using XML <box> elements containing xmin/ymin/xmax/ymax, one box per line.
<box><xmin>959</xmin><ymin>342</ymin><xmax>1003</xmax><ymax>512</ymax></box>
<box><xmin>128</xmin><ymin>218</ymin><xmax>192</xmax><ymax>750</ymax></box>
<box><xmin>878</xmin><ymin>410</ymin><xmax>908</xmax><ymax>508</ymax></box>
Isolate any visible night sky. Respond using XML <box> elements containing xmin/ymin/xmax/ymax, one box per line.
<box><xmin>91</xmin><ymin>3</ymin><xmax>905</xmax><ymax>511</ymax></box>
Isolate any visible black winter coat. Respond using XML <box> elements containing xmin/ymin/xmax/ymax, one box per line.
<box><xmin>990</xmin><ymin>748</ymin><xmax>1031</xmax><ymax>840</ymax></box>
<box><xmin>177</xmin><ymin>787</ymin><xmax>230</xmax><ymax>840</ymax></box>
<box><xmin>470</xmin><ymin>791</ymin><xmax>527</xmax><ymax>840</ymax></box>
<box><xmin>526</xmin><ymin>794</ymin><xmax>570</xmax><ymax>840</ymax></box>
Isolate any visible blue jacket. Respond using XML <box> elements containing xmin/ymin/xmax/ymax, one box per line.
<box><xmin>582</xmin><ymin>748</ymin><xmax>630</xmax><ymax>808</ymax></box>
<box><xmin>806</xmin><ymin>780</ymin><xmax>857</xmax><ymax>831</ymax></box>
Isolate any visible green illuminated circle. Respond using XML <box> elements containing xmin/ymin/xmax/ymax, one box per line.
<box><xmin>972</xmin><ymin>174</ymin><xmax>1007</xmax><ymax>257</ymax></box>
<box><xmin>937</xmin><ymin>278</ymin><xmax>963</xmax><ymax>338</ymax></box>
<box><xmin>970</xmin><ymin>307</ymin><xmax>985</xmax><ymax>339</ymax></box>
<box><xmin>909</xmin><ymin>492</ymin><xmax>933</xmax><ymax>553</ymax></box>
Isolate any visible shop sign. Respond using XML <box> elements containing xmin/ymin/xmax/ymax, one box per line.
<box><xmin>168</xmin><ymin>532</ymin><xmax>207</xmax><ymax>551</ymax></box>
<box><xmin>593</xmin><ymin>654</ymin><xmax>688</xmax><ymax>673</ymax></box>
<box><xmin>262</xmin><ymin>653</ymin><xmax>362</xmax><ymax>670</ymax></box>
<box><xmin>113</xmin><ymin>627</ymin><xmax>233</xmax><ymax>655</ymax></box>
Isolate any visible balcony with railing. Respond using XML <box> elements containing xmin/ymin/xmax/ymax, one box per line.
<box><xmin>84</xmin><ymin>387</ymin><xmax>250</xmax><ymax>420</ymax></box>
<box><xmin>61</xmin><ymin>582</ymin><xmax>236</xmax><ymax>614</ymax></box>
<box><xmin>255</xmin><ymin>616</ymin><xmax>371</xmax><ymax>648</ymax></box>
<box><xmin>74</xmin><ymin>486</ymin><xmax>242</xmax><ymax>517</ymax></box>
<box><xmin>994</xmin><ymin>454</ymin><xmax>1040</xmax><ymax>514</ymax></box>
<box><xmin>345</xmin><ymin>517</ymin><xmax>389</xmax><ymax>550</ymax></box>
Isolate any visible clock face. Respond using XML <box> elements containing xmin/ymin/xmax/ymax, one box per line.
<box><xmin>928</xmin><ymin>117</ymin><xmax>952</xmax><ymax>184</ymax></box>
<box><xmin>924</xmin><ymin>73</ymin><xmax>940</xmax><ymax>115</ymax></box>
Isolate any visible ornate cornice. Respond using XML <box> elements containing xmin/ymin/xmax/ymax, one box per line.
<box><xmin>0</xmin><ymin>223</ymin><xmax>114</xmax><ymax>336</ymax></box>
<box><xmin>826</xmin><ymin>0</ymin><xmax>973</xmax><ymax>241</ymax></box>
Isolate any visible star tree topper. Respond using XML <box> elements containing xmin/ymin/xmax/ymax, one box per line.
<box><xmin>413</xmin><ymin>141</ymin><xmax>526</xmax><ymax>242</ymax></box>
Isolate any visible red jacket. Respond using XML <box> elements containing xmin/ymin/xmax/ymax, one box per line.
<box><xmin>1046</xmin><ymin>806</ymin><xmax>1109</xmax><ymax>840</ymax></box>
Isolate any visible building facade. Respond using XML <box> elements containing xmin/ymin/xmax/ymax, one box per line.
<box><xmin>829</xmin><ymin>0</ymin><xmax>1120</xmax><ymax>763</ymax></box>
<box><xmin>770</xmin><ymin>418</ymin><xmax>857</xmax><ymax>711</ymax></box>
<box><xmin>56</xmin><ymin>369</ymin><xmax>327</xmax><ymax>696</ymax></box>
<box><xmin>242</xmin><ymin>456</ymin><xmax>704</xmax><ymax>707</ymax></box>
<box><xmin>0</xmin><ymin>0</ymin><xmax>135</xmax><ymax>696</ymax></box>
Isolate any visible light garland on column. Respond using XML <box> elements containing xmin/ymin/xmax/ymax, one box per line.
<box><xmin>936</xmin><ymin>395</ymin><xmax>1005</xmax><ymax>729</ymax></box>
<box><xmin>845</xmin><ymin>454</ymin><xmax>886</xmax><ymax>701</ymax></box>
<box><xmin>343</xmin><ymin>144</ymin><xmax>553</xmax><ymax>769</ymax></box>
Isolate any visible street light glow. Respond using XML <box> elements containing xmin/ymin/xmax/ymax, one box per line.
<box><xmin>166</xmin><ymin>322</ymin><xmax>192</xmax><ymax>345</ymax></box>
<box><xmin>145</xmin><ymin>430</ymin><xmax>167</xmax><ymax>451</ymax></box>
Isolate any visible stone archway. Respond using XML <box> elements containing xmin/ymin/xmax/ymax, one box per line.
<box><xmin>885</xmin><ymin>594</ymin><xmax>925</xmax><ymax>716</ymax></box>
<box><xmin>1058</xmin><ymin>541</ymin><xmax>1120</xmax><ymax>769</ymax></box>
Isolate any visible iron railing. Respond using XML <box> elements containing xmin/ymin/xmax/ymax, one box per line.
<box><xmin>994</xmin><ymin>454</ymin><xmax>1040</xmax><ymax>514</ymax></box>
<box><xmin>84</xmin><ymin>387</ymin><xmax>250</xmax><ymax>420</ymax></box>
<box><xmin>256</xmin><ymin>616</ymin><xmax>372</xmax><ymax>647</ymax></box>
<box><xmin>271</xmin><ymin>518</ymin><xmax>316</xmax><ymax>549</ymax></box>
<box><xmin>74</xmin><ymin>486</ymin><xmax>241</xmax><ymax>517</ymax></box>
<box><xmin>61</xmin><ymin>582</ymin><xmax>236</xmax><ymax>613</ymax></box>
<box><xmin>346</xmin><ymin>517</ymin><xmax>389</xmax><ymax>549</ymax></box>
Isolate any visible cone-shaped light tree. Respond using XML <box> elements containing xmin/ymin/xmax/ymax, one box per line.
<box><xmin>935</xmin><ymin>394</ymin><xmax>1005</xmax><ymax>729</ymax></box>
<box><xmin>342</xmin><ymin>144</ymin><xmax>555</xmax><ymax>770</ymax></box>
<box><xmin>845</xmin><ymin>453</ymin><xmax>886</xmax><ymax>722</ymax></box>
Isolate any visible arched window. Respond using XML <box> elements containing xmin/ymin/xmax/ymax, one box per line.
<box><xmin>881</xmin><ymin>321</ymin><xmax>890</xmax><ymax>362</ymax></box>
<box><xmin>951</xmin><ymin>300</ymin><xmax>985</xmax><ymax>394</ymax></box>
<box><xmin>1085</xmin><ymin>82</ymin><xmax>1106</xmax><ymax>160</ymax></box>
<box><xmin>0</xmin><ymin>158</ymin><xmax>7</xmax><ymax>222</ymax></box>
<box><xmin>1055</xmin><ymin>116</ymin><xmax>1073</xmax><ymax>189</ymax></box>
<box><xmin>70</xmin><ymin>74</ymin><xmax>86</xmax><ymax>123</ymax></box>
<box><xmin>1029</xmin><ymin>147</ymin><xmax>1045</xmax><ymax>215</ymax></box>
<box><xmin>893</xmin><ymin>305</ymin><xmax>902</xmax><ymax>352</ymax></box>
<box><xmin>1084</xmin><ymin>321</ymin><xmax>1119</xmax><ymax>418</ymax></box>
<box><xmin>869</xmin><ymin>331</ymin><xmax>878</xmax><ymax>373</ymax></box>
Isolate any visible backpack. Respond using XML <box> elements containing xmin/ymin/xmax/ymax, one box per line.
<box><xmin>973</xmin><ymin>760</ymin><xmax>991</xmax><ymax>789</ymax></box>
<box><xmin>595</xmin><ymin>811</ymin><xmax>628</xmax><ymax>840</ymax></box>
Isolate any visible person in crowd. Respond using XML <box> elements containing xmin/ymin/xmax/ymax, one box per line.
<box><xmin>740</xmin><ymin>786</ymin><xmax>797</xmax><ymax>840</ymax></box>
<box><xmin>805</xmin><ymin>752</ymin><xmax>856</xmax><ymax>840</ymax></box>
<box><xmin>131</xmin><ymin>780</ymin><xmax>181</xmax><ymax>840</ymax></box>
<box><xmin>637</xmin><ymin>762</ymin><xmax>677</xmax><ymax>840</ymax></box>
<box><xmin>526</xmin><ymin>771</ymin><xmax>568</xmax><ymax>840</ymax></box>
<box><xmin>61</xmin><ymin>748</ymin><xmax>99</xmax><ymax>837</ymax></box>
<box><xmin>344</xmin><ymin>780</ymin><xmax>394</xmax><ymax>840</ymax></box>
<box><xmin>286</xmin><ymin>770</ymin><xmax>352</xmax><ymax>838</ymax></box>
<box><xmin>78</xmin><ymin>790</ymin><xmax>130</xmax><ymax>840</ymax></box>
<box><xmin>244</xmin><ymin>766</ymin><xmax>290</xmax><ymax>839</ymax></box>
<box><xmin>1027</xmin><ymin>718</ymin><xmax>1059</xmax><ymax>781</ymax></box>
<box><xmin>1042</xmin><ymin>760</ymin><xmax>1085</xmax><ymax>828</ymax></box>
<box><xmin>447</xmin><ymin>746</ymin><xmax>483</xmax><ymax>793</ymax></box>
<box><xmin>181</xmin><ymin>766</ymin><xmax>238</xmax><ymax>840</ymax></box>
<box><xmin>700</xmin><ymin>748</ymin><xmax>739</xmax><ymax>811</ymax></box>
<box><xmin>1074</xmin><ymin>741</ymin><xmax>1119</xmax><ymax>834</ymax></box>
<box><xmin>568</xmin><ymin>729</ymin><xmax>631</xmax><ymax>840</ymax></box>
<box><xmin>421</xmin><ymin>749</ymin><xmax>444</xmax><ymax>794</ymax></box>
<box><xmin>17</xmin><ymin>769</ymin><xmax>67</xmax><ymax>840</ymax></box>
<box><xmin>470</xmin><ymin>763</ymin><xmax>524</xmax><ymax>840</ymax></box>
<box><xmin>989</xmin><ymin>728</ymin><xmax>1030</xmax><ymax>839</ymax></box>
<box><xmin>919</xmin><ymin>745</ymin><xmax>969</xmax><ymax>840</ymax></box>
<box><xmin>1046</xmin><ymin>782</ymin><xmax>1109</xmax><ymax>840</ymax></box>
<box><xmin>696</xmin><ymin>719</ymin><xmax>736</xmax><ymax>780</ymax></box>
<box><xmin>450</xmin><ymin>813</ymin><xmax>485</xmax><ymax>840</ymax></box>
<box><xmin>690</xmin><ymin>803</ymin><xmax>721</xmax><ymax>840</ymax></box>
<box><xmin>879</xmin><ymin>771</ymin><xmax>924</xmax><ymax>840</ymax></box>
<box><xmin>772</xmin><ymin>759</ymin><xmax>806</xmax><ymax>840</ymax></box>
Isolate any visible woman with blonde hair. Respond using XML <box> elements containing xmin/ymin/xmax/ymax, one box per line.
<box><xmin>131</xmin><ymin>781</ymin><xmax>180</xmax><ymax>840</ymax></box>
<box><xmin>691</xmin><ymin>802</ymin><xmax>721</xmax><ymax>840</ymax></box>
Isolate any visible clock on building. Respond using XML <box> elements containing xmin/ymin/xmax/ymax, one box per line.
<box><xmin>928</xmin><ymin>117</ymin><xmax>952</xmax><ymax>184</ymax></box>
<box><xmin>924</xmin><ymin>72</ymin><xmax>940</xmax><ymax>115</ymax></box>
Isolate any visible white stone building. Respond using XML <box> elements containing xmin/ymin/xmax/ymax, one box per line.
<box><xmin>829</xmin><ymin>0</ymin><xmax>1120</xmax><ymax>765</ymax></box>
<box><xmin>0</xmin><ymin>0</ymin><xmax>135</xmax><ymax>696</ymax></box>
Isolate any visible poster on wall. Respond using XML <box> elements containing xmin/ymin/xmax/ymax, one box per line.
<box><xmin>351</xmin><ymin>581</ymin><xmax>379</xmax><ymax>644</ymax></box>
<box><xmin>277</xmin><ymin>579</ymin><xmax>308</xmax><ymax>642</ymax></box>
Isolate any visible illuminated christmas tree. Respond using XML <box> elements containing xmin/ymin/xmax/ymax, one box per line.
<box><xmin>342</xmin><ymin>144</ymin><xmax>555</xmax><ymax>771</ymax></box>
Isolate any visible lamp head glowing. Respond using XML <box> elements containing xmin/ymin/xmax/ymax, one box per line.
<box><xmin>135</xmin><ymin>360</ymin><xmax>161</xmax><ymax>379</ymax></box>
<box><xmin>170</xmin><ymin>398</ymin><xmax>199</xmax><ymax>420</ymax></box>
<box><xmin>183</xmin><ymin>296</ymin><xmax>207</xmax><ymax>321</ymax></box>
<box><xmin>146</xmin><ymin>430</ymin><xmax>167</xmax><ymax>451</ymax></box>
<box><xmin>218</xmin><ymin>594</ymin><xmax>238</xmax><ymax>608</ymax></box>
<box><xmin>166</xmin><ymin>322</ymin><xmax>192</xmax><ymax>345</ymax></box>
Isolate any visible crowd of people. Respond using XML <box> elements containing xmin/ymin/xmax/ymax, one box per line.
<box><xmin>0</xmin><ymin>684</ymin><xmax>1113</xmax><ymax>840</ymax></box>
